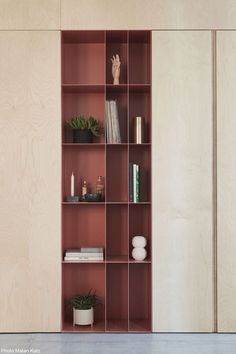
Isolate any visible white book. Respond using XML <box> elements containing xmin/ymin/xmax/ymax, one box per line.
<box><xmin>65</xmin><ymin>249</ymin><xmax>81</xmax><ymax>253</ymax></box>
<box><xmin>133</xmin><ymin>164</ymin><xmax>137</xmax><ymax>203</ymax></box>
<box><xmin>65</xmin><ymin>252</ymin><xmax>103</xmax><ymax>257</ymax></box>
<box><xmin>105</xmin><ymin>101</ymin><xmax>111</xmax><ymax>143</ymax></box>
<box><xmin>109</xmin><ymin>100</ymin><xmax>115</xmax><ymax>143</ymax></box>
<box><xmin>64</xmin><ymin>256</ymin><xmax>104</xmax><ymax>261</ymax></box>
<box><xmin>113</xmin><ymin>100</ymin><xmax>121</xmax><ymax>143</ymax></box>
<box><xmin>110</xmin><ymin>100</ymin><xmax>121</xmax><ymax>143</ymax></box>
<box><xmin>80</xmin><ymin>247</ymin><xmax>104</xmax><ymax>253</ymax></box>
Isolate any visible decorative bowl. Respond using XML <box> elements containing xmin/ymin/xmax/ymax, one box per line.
<box><xmin>84</xmin><ymin>193</ymin><xmax>102</xmax><ymax>202</ymax></box>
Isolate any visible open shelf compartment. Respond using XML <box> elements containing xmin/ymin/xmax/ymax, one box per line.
<box><xmin>62</xmin><ymin>263</ymin><xmax>106</xmax><ymax>332</ymax></box>
<box><xmin>106</xmin><ymin>31</ymin><xmax>128</xmax><ymax>85</ymax></box>
<box><xmin>62</xmin><ymin>31</ymin><xmax>105</xmax><ymax>85</ymax></box>
<box><xmin>129</xmin><ymin>263</ymin><xmax>151</xmax><ymax>332</ymax></box>
<box><xmin>106</xmin><ymin>204</ymin><xmax>128</xmax><ymax>261</ymax></box>
<box><xmin>62</xmin><ymin>204</ymin><xmax>105</xmax><ymax>257</ymax></box>
<box><xmin>106</xmin><ymin>264</ymin><xmax>128</xmax><ymax>332</ymax></box>
<box><xmin>62</xmin><ymin>90</ymin><xmax>105</xmax><ymax>144</ymax></box>
<box><xmin>129</xmin><ymin>31</ymin><xmax>151</xmax><ymax>85</ymax></box>
<box><xmin>106</xmin><ymin>145</ymin><xmax>128</xmax><ymax>202</ymax></box>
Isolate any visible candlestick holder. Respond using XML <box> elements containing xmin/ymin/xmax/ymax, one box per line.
<box><xmin>64</xmin><ymin>195</ymin><xmax>79</xmax><ymax>202</ymax></box>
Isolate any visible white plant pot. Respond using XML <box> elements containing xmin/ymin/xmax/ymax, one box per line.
<box><xmin>73</xmin><ymin>307</ymin><xmax>94</xmax><ymax>327</ymax></box>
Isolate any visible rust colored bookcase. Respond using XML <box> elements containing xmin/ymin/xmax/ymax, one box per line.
<box><xmin>61</xmin><ymin>30</ymin><xmax>151</xmax><ymax>332</ymax></box>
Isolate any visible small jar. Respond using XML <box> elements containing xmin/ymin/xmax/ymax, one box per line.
<box><xmin>81</xmin><ymin>178</ymin><xmax>87</xmax><ymax>200</ymax></box>
<box><xmin>96</xmin><ymin>176</ymin><xmax>105</xmax><ymax>201</ymax></box>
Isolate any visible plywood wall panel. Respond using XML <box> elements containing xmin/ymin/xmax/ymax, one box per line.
<box><xmin>152</xmin><ymin>31</ymin><xmax>213</xmax><ymax>332</ymax></box>
<box><xmin>217</xmin><ymin>31</ymin><xmax>236</xmax><ymax>333</ymax></box>
<box><xmin>61</xmin><ymin>0</ymin><xmax>236</xmax><ymax>30</ymax></box>
<box><xmin>0</xmin><ymin>0</ymin><xmax>60</xmax><ymax>29</ymax></box>
<box><xmin>0</xmin><ymin>31</ymin><xmax>61</xmax><ymax>332</ymax></box>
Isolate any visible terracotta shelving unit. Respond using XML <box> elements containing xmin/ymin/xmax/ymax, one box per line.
<box><xmin>61</xmin><ymin>30</ymin><xmax>151</xmax><ymax>333</ymax></box>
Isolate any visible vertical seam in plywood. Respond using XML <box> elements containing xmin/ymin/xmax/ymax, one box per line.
<box><xmin>59</xmin><ymin>0</ymin><xmax>61</xmax><ymax>30</ymax></box>
<box><xmin>212</xmin><ymin>30</ymin><xmax>218</xmax><ymax>333</ymax></box>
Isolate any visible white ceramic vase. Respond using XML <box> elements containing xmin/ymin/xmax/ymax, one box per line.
<box><xmin>132</xmin><ymin>236</ymin><xmax>147</xmax><ymax>248</ymax></box>
<box><xmin>132</xmin><ymin>247</ymin><xmax>147</xmax><ymax>261</ymax></box>
<box><xmin>73</xmin><ymin>307</ymin><xmax>94</xmax><ymax>327</ymax></box>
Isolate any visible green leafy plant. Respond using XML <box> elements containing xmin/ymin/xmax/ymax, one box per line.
<box><xmin>67</xmin><ymin>115</ymin><xmax>103</xmax><ymax>137</ymax></box>
<box><xmin>68</xmin><ymin>290</ymin><xmax>101</xmax><ymax>310</ymax></box>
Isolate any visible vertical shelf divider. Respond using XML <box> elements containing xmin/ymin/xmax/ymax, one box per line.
<box><xmin>127</xmin><ymin>30</ymin><xmax>130</xmax><ymax>332</ymax></box>
<box><xmin>104</xmin><ymin>29</ymin><xmax>107</xmax><ymax>333</ymax></box>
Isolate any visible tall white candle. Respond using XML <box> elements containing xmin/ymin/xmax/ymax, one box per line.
<box><xmin>71</xmin><ymin>173</ymin><xmax>74</xmax><ymax>197</ymax></box>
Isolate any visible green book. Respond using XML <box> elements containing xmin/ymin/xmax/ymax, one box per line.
<box><xmin>136</xmin><ymin>164</ymin><xmax>140</xmax><ymax>203</ymax></box>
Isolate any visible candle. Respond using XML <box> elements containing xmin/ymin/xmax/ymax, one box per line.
<box><xmin>71</xmin><ymin>173</ymin><xmax>74</xmax><ymax>196</ymax></box>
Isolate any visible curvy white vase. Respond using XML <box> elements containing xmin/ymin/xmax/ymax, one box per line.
<box><xmin>132</xmin><ymin>247</ymin><xmax>147</xmax><ymax>261</ymax></box>
<box><xmin>132</xmin><ymin>236</ymin><xmax>147</xmax><ymax>248</ymax></box>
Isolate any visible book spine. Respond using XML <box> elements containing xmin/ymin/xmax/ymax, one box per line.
<box><xmin>80</xmin><ymin>247</ymin><xmax>103</xmax><ymax>252</ymax></box>
<box><xmin>65</xmin><ymin>253</ymin><xmax>103</xmax><ymax>257</ymax></box>
<box><xmin>129</xmin><ymin>163</ymin><xmax>133</xmax><ymax>202</ymax></box>
<box><xmin>136</xmin><ymin>164</ymin><xmax>140</xmax><ymax>203</ymax></box>
<box><xmin>133</xmin><ymin>164</ymin><xmax>137</xmax><ymax>203</ymax></box>
<box><xmin>64</xmin><ymin>256</ymin><xmax>104</xmax><ymax>261</ymax></box>
<box><xmin>109</xmin><ymin>100</ymin><xmax>115</xmax><ymax>143</ymax></box>
<box><xmin>112</xmin><ymin>100</ymin><xmax>121</xmax><ymax>143</ymax></box>
<box><xmin>105</xmin><ymin>101</ymin><xmax>110</xmax><ymax>143</ymax></box>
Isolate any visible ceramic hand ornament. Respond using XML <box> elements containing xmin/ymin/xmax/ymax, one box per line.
<box><xmin>111</xmin><ymin>54</ymin><xmax>121</xmax><ymax>85</ymax></box>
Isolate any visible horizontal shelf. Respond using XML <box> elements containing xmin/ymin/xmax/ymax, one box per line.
<box><xmin>129</xmin><ymin>319</ymin><xmax>151</xmax><ymax>332</ymax></box>
<box><xmin>62</xmin><ymin>84</ymin><xmax>105</xmax><ymax>93</ymax></box>
<box><xmin>106</xmin><ymin>143</ymin><xmax>128</xmax><ymax>146</ymax></box>
<box><xmin>62</xmin><ymin>143</ymin><xmax>105</xmax><ymax>147</ymax></box>
<box><xmin>62</xmin><ymin>259</ymin><xmax>151</xmax><ymax>264</ymax></box>
<box><xmin>129</xmin><ymin>260</ymin><xmax>151</xmax><ymax>264</ymax></box>
<box><xmin>62</xmin><ymin>260</ymin><xmax>105</xmax><ymax>264</ymax></box>
<box><xmin>106</xmin><ymin>319</ymin><xmax>128</xmax><ymax>332</ymax></box>
<box><xmin>106</xmin><ymin>256</ymin><xmax>128</xmax><ymax>263</ymax></box>
<box><xmin>129</xmin><ymin>143</ymin><xmax>151</xmax><ymax>146</ymax></box>
<box><xmin>62</xmin><ymin>202</ymin><xmax>105</xmax><ymax>205</ymax></box>
<box><xmin>62</xmin><ymin>320</ymin><xmax>151</xmax><ymax>333</ymax></box>
<box><xmin>62</xmin><ymin>321</ymin><xmax>105</xmax><ymax>333</ymax></box>
<box><xmin>129</xmin><ymin>84</ymin><xmax>151</xmax><ymax>93</ymax></box>
<box><xmin>106</xmin><ymin>201</ymin><xmax>128</xmax><ymax>205</ymax></box>
<box><xmin>62</xmin><ymin>143</ymin><xmax>150</xmax><ymax>147</ymax></box>
<box><xmin>62</xmin><ymin>201</ymin><xmax>151</xmax><ymax>205</ymax></box>
<box><xmin>129</xmin><ymin>202</ymin><xmax>151</xmax><ymax>205</ymax></box>
<box><xmin>62</xmin><ymin>84</ymin><xmax>151</xmax><ymax>93</ymax></box>
<box><xmin>106</xmin><ymin>84</ymin><xmax>128</xmax><ymax>93</ymax></box>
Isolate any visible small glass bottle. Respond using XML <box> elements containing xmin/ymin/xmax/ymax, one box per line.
<box><xmin>81</xmin><ymin>178</ymin><xmax>87</xmax><ymax>200</ymax></box>
<box><xmin>96</xmin><ymin>176</ymin><xmax>105</xmax><ymax>201</ymax></box>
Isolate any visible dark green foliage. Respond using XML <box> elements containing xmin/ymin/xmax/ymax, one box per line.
<box><xmin>67</xmin><ymin>115</ymin><xmax>103</xmax><ymax>137</ymax></box>
<box><xmin>68</xmin><ymin>290</ymin><xmax>101</xmax><ymax>310</ymax></box>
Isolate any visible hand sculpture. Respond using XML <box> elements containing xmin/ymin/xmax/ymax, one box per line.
<box><xmin>111</xmin><ymin>54</ymin><xmax>121</xmax><ymax>85</ymax></box>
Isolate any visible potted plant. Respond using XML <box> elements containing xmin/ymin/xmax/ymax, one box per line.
<box><xmin>67</xmin><ymin>115</ymin><xmax>103</xmax><ymax>143</ymax></box>
<box><xmin>68</xmin><ymin>290</ymin><xmax>101</xmax><ymax>327</ymax></box>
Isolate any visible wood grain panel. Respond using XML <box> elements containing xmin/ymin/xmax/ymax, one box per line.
<box><xmin>61</xmin><ymin>0</ymin><xmax>236</xmax><ymax>30</ymax></box>
<box><xmin>0</xmin><ymin>31</ymin><xmax>61</xmax><ymax>332</ymax></box>
<box><xmin>0</xmin><ymin>0</ymin><xmax>60</xmax><ymax>29</ymax></box>
<box><xmin>152</xmin><ymin>31</ymin><xmax>213</xmax><ymax>332</ymax></box>
<box><xmin>217</xmin><ymin>31</ymin><xmax>236</xmax><ymax>333</ymax></box>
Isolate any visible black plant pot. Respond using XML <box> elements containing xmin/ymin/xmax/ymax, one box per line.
<box><xmin>73</xmin><ymin>129</ymin><xmax>93</xmax><ymax>143</ymax></box>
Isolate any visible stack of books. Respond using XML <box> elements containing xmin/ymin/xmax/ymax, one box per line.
<box><xmin>64</xmin><ymin>247</ymin><xmax>104</xmax><ymax>261</ymax></box>
<box><xmin>129</xmin><ymin>163</ymin><xmax>140</xmax><ymax>203</ymax></box>
<box><xmin>105</xmin><ymin>100</ymin><xmax>121</xmax><ymax>143</ymax></box>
